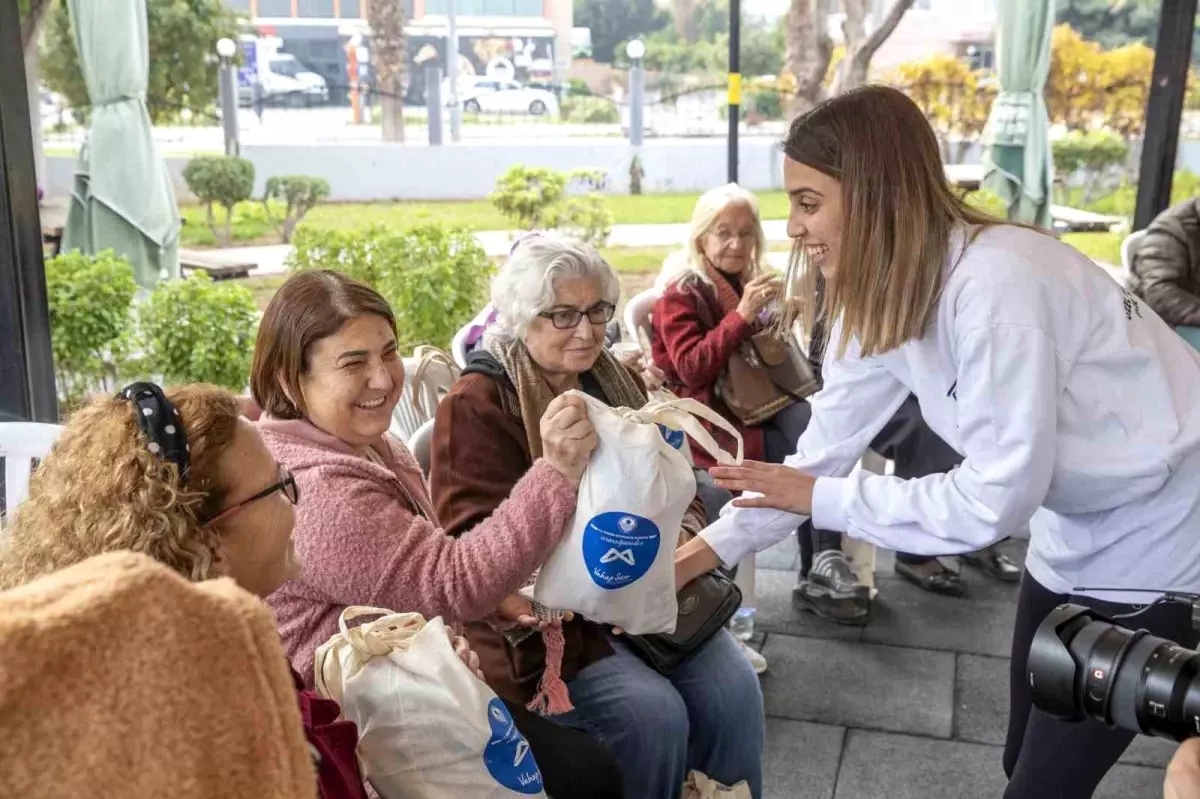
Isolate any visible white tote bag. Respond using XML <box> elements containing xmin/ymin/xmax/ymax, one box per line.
<box><xmin>313</xmin><ymin>607</ymin><xmax>548</xmax><ymax>799</ymax></box>
<box><xmin>533</xmin><ymin>392</ymin><xmax>743</xmax><ymax>635</ymax></box>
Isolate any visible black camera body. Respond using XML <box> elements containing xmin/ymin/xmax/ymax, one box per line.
<box><xmin>1029</xmin><ymin>602</ymin><xmax>1200</xmax><ymax>742</ymax></box>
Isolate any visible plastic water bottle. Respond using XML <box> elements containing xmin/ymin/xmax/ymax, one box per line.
<box><xmin>730</xmin><ymin>607</ymin><xmax>756</xmax><ymax>642</ymax></box>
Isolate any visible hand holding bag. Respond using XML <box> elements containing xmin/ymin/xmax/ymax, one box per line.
<box><xmin>619</xmin><ymin>398</ymin><xmax>748</xmax><ymax>673</ymax></box>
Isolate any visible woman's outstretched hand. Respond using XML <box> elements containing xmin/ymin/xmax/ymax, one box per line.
<box><xmin>709</xmin><ymin>460</ymin><xmax>817</xmax><ymax>516</ymax></box>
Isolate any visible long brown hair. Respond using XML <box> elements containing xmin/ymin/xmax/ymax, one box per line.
<box><xmin>781</xmin><ymin>85</ymin><xmax>1001</xmax><ymax>358</ymax></box>
<box><xmin>0</xmin><ymin>385</ymin><xmax>241</xmax><ymax>589</ymax></box>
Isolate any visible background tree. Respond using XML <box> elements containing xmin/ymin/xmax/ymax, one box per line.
<box><xmin>368</xmin><ymin>0</ymin><xmax>407</xmax><ymax>143</ymax></box>
<box><xmin>575</xmin><ymin>0</ymin><xmax>668</xmax><ymax>64</ymax></box>
<box><xmin>39</xmin><ymin>0</ymin><xmax>241</xmax><ymax>125</ymax></box>
<box><xmin>1054</xmin><ymin>0</ymin><xmax>1162</xmax><ymax>52</ymax></box>
<box><xmin>1045</xmin><ymin>24</ymin><xmax>1153</xmax><ymax>138</ymax></box>
<box><xmin>1045</xmin><ymin>24</ymin><xmax>1105</xmax><ymax>132</ymax></box>
<box><xmin>890</xmin><ymin>53</ymin><xmax>995</xmax><ymax>163</ymax></box>
<box><xmin>785</xmin><ymin>0</ymin><xmax>833</xmax><ymax>115</ymax></box>
<box><xmin>829</xmin><ymin>0</ymin><xmax>917</xmax><ymax>94</ymax></box>
<box><xmin>19</xmin><ymin>0</ymin><xmax>54</xmax><ymax>188</ymax></box>
<box><xmin>19</xmin><ymin>0</ymin><xmax>54</xmax><ymax>56</ymax></box>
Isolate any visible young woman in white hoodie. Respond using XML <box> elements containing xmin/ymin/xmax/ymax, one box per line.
<box><xmin>674</xmin><ymin>85</ymin><xmax>1200</xmax><ymax>798</ymax></box>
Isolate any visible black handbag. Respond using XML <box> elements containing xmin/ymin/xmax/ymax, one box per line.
<box><xmin>623</xmin><ymin>570</ymin><xmax>743</xmax><ymax>674</ymax></box>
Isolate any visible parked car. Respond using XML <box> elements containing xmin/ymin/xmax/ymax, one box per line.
<box><xmin>238</xmin><ymin>52</ymin><xmax>329</xmax><ymax>107</ymax></box>
<box><xmin>458</xmin><ymin>79</ymin><xmax>559</xmax><ymax>117</ymax></box>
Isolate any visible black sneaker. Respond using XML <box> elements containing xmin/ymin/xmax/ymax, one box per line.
<box><xmin>792</xmin><ymin>581</ymin><xmax>871</xmax><ymax>626</ymax></box>
<box><xmin>808</xmin><ymin>549</ymin><xmax>870</xmax><ymax>600</ymax></box>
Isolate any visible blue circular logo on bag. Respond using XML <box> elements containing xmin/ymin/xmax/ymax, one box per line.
<box><xmin>483</xmin><ymin>697</ymin><xmax>543</xmax><ymax>794</ymax></box>
<box><xmin>581</xmin><ymin>511</ymin><xmax>661</xmax><ymax>590</ymax></box>
<box><xmin>657</xmin><ymin>423</ymin><xmax>685</xmax><ymax>450</ymax></box>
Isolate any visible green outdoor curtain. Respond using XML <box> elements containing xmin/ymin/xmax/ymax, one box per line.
<box><xmin>61</xmin><ymin>0</ymin><xmax>180</xmax><ymax>288</ymax></box>
<box><xmin>981</xmin><ymin>0</ymin><xmax>1055</xmax><ymax>228</ymax></box>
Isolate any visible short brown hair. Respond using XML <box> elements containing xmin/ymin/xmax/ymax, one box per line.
<box><xmin>1</xmin><ymin>384</ymin><xmax>240</xmax><ymax>589</ymax></box>
<box><xmin>250</xmin><ymin>270</ymin><xmax>397</xmax><ymax>419</ymax></box>
<box><xmin>780</xmin><ymin>85</ymin><xmax>1003</xmax><ymax>358</ymax></box>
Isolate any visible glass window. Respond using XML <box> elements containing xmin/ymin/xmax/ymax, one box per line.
<box><xmin>340</xmin><ymin>0</ymin><xmax>361</xmax><ymax>15</ymax></box>
<box><xmin>270</xmin><ymin>59</ymin><xmax>302</xmax><ymax>77</ymax></box>
<box><xmin>297</xmin><ymin>0</ymin><xmax>334</xmax><ymax>15</ymax></box>
<box><xmin>257</xmin><ymin>0</ymin><xmax>292</xmax><ymax>15</ymax></box>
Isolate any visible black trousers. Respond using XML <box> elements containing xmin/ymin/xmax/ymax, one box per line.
<box><xmin>507</xmin><ymin>699</ymin><xmax>625</xmax><ymax>799</ymax></box>
<box><xmin>1003</xmin><ymin>576</ymin><xmax>1198</xmax><ymax>798</ymax></box>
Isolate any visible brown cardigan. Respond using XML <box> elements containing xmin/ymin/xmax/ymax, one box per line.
<box><xmin>428</xmin><ymin>360</ymin><xmax>705</xmax><ymax>704</ymax></box>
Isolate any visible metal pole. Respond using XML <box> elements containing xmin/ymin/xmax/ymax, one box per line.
<box><xmin>447</xmin><ymin>0</ymin><xmax>462</xmax><ymax>142</ymax></box>
<box><xmin>1133</xmin><ymin>0</ymin><xmax>1197</xmax><ymax>231</ymax></box>
<box><xmin>727</xmin><ymin>0</ymin><xmax>740</xmax><ymax>184</ymax></box>
<box><xmin>0</xmin><ymin>0</ymin><xmax>58</xmax><ymax>423</ymax></box>
<box><xmin>629</xmin><ymin>61</ymin><xmax>644</xmax><ymax>147</ymax></box>
<box><xmin>219</xmin><ymin>59</ymin><xmax>240</xmax><ymax>156</ymax></box>
<box><xmin>427</xmin><ymin>64</ymin><xmax>444</xmax><ymax>145</ymax></box>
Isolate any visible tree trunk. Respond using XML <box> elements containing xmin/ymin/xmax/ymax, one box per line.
<box><xmin>830</xmin><ymin>0</ymin><xmax>916</xmax><ymax>96</ymax></box>
<box><xmin>23</xmin><ymin>0</ymin><xmax>51</xmax><ymax>194</ymax></box>
<box><xmin>26</xmin><ymin>49</ymin><xmax>44</xmax><ymax>193</ymax></box>
<box><xmin>674</xmin><ymin>0</ymin><xmax>698</xmax><ymax>44</ymax></box>
<box><xmin>785</xmin><ymin>0</ymin><xmax>833</xmax><ymax>116</ymax></box>
<box><xmin>367</xmin><ymin>0</ymin><xmax>407</xmax><ymax>143</ymax></box>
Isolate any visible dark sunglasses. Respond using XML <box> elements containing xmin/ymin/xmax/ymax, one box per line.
<box><xmin>538</xmin><ymin>302</ymin><xmax>616</xmax><ymax>330</ymax></box>
<box><xmin>201</xmin><ymin>464</ymin><xmax>299</xmax><ymax>527</ymax></box>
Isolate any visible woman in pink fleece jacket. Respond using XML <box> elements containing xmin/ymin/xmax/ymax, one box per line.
<box><xmin>250</xmin><ymin>271</ymin><xmax>624</xmax><ymax>799</ymax></box>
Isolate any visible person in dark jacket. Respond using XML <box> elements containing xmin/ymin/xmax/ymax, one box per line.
<box><xmin>1129</xmin><ymin>197</ymin><xmax>1200</xmax><ymax>351</ymax></box>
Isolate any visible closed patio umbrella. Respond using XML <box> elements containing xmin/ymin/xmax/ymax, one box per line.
<box><xmin>980</xmin><ymin>0</ymin><xmax>1055</xmax><ymax>228</ymax></box>
<box><xmin>61</xmin><ymin>0</ymin><xmax>180</xmax><ymax>288</ymax></box>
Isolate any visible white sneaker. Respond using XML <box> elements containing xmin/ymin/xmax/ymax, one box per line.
<box><xmin>737</xmin><ymin>639</ymin><xmax>768</xmax><ymax>675</ymax></box>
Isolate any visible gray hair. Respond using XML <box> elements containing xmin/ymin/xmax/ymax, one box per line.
<box><xmin>491</xmin><ymin>232</ymin><xmax>620</xmax><ymax>338</ymax></box>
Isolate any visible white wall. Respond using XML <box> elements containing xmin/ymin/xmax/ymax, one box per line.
<box><xmin>43</xmin><ymin>133</ymin><xmax>1200</xmax><ymax>206</ymax></box>
<box><xmin>239</xmin><ymin>137</ymin><xmax>788</xmax><ymax>200</ymax></box>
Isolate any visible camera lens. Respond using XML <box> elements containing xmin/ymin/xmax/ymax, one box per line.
<box><xmin>1028</xmin><ymin>603</ymin><xmax>1200</xmax><ymax>742</ymax></box>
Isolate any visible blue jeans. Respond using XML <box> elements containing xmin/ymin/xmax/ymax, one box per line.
<box><xmin>555</xmin><ymin>629</ymin><xmax>765</xmax><ymax>799</ymax></box>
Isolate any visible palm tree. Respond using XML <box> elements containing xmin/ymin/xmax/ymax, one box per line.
<box><xmin>367</xmin><ymin>0</ymin><xmax>407</xmax><ymax>142</ymax></box>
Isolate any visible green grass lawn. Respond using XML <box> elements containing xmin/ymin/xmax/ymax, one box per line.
<box><xmin>179</xmin><ymin>191</ymin><xmax>795</xmax><ymax>248</ymax></box>
<box><xmin>1061</xmin><ymin>231</ymin><xmax>1125</xmax><ymax>265</ymax></box>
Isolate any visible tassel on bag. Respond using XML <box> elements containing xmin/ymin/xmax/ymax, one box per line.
<box><xmin>525</xmin><ymin>602</ymin><xmax>574</xmax><ymax>715</ymax></box>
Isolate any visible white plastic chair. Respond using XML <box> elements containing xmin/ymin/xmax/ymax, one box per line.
<box><xmin>1120</xmin><ymin>229</ymin><xmax>1147</xmax><ymax>273</ymax></box>
<box><xmin>390</xmin><ymin>347</ymin><xmax>460</xmax><ymax>443</ymax></box>
<box><xmin>450</xmin><ymin>323</ymin><xmax>472</xmax><ymax>370</ymax></box>
<box><xmin>0</xmin><ymin>422</ymin><xmax>63</xmax><ymax>515</ymax></box>
<box><xmin>406</xmin><ymin>417</ymin><xmax>436</xmax><ymax>478</ymax></box>
<box><xmin>451</xmin><ymin>303</ymin><xmax>498</xmax><ymax>369</ymax></box>
<box><xmin>623</xmin><ymin>288</ymin><xmax>661</xmax><ymax>350</ymax></box>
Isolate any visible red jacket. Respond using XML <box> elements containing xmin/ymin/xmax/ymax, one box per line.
<box><xmin>650</xmin><ymin>279</ymin><xmax>765</xmax><ymax>467</ymax></box>
<box><xmin>292</xmin><ymin>668</ymin><xmax>369</xmax><ymax>799</ymax></box>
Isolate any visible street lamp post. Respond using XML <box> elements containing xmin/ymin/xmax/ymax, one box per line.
<box><xmin>727</xmin><ymin>0</ymin><xmax>740</xmax><ymax>183</ymax></box>
<box><xmin>447</xmin><ymin>0</ymin><xmax>462</xmax><ymax>142</ymax></box>
<box><xmin>626</xmin><ymin>39</ymin><xmax>645</xmax><ymax>148</ymax></box>
<box><xmin>216</xmin><ymin>37</ymin><xmax>240</xmax><ymax>157</ymax></box>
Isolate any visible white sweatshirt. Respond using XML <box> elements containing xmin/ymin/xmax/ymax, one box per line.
<box><xmin>701</xmin><ymin>225</ymin><xmax>1200</xmax><ymax>603</ymax></box>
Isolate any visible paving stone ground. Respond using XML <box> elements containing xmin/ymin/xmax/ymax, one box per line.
<box><xmin>752</xmin><ymin>536</ymin><xmax>1170</xmax><ymax>799</ymax></box>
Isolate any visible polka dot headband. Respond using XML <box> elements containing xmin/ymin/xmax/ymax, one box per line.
<box><xmin>118</xmin><ymin>382</ymin><xmax>190</xmax><ymax>484</ymax></box>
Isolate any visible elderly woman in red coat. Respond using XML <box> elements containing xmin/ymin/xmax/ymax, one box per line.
<box><xmin>649</xmin><ymin>183</ymin><xmax>874</xmax><ymax>624</ymax></box>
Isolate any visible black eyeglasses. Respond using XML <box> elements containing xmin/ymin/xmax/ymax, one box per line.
<box><xmin>202</xmin><ymin>464</ymin><xmax>299</xmax><ymax>526</ymax></box>
<box><xmin>538</xmin><ymin>302</ymin><xmax>616</xmax><ymax>330</ymax></box>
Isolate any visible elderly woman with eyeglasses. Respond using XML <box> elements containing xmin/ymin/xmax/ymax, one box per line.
<box><xmin>429</xmin><ymin>232</ymin><xmax>766</xmax><ymax>799</ymax></box>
